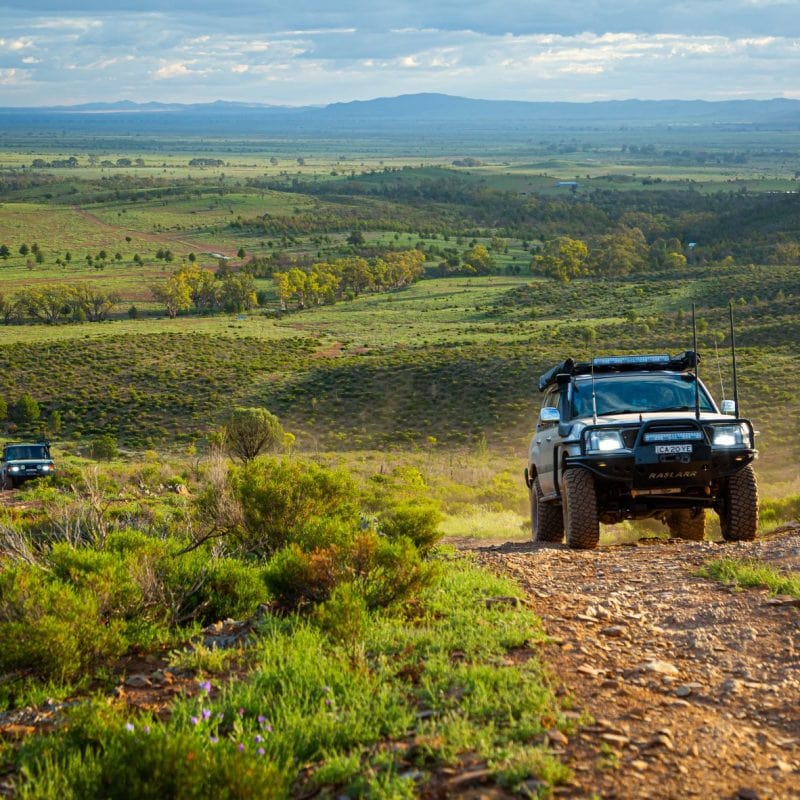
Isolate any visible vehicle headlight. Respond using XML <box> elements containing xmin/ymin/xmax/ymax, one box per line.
<box><xmin>41</xmin><ymin>464</ymin><xmax>52</xmax><ymax>472</ymax></box>
<box><xmin>712</xmin><ymin>423</ymin><xmax>751</xmax><ymax>448</ymax></box>
<box><xmin>587</xmin><ymin>429</ymin><xmax>625</xmax><ymax>453</ymax></box>
<box><xmin>9</xmin><ymin>465</ymin><xmax>20</xmax><ymax>472</ymax></box>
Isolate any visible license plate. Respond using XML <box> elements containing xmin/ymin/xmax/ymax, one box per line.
<box><xmin>655</xmin><ymin>444</ymin><xmax>693</xmax><ymax>454</ymax></box>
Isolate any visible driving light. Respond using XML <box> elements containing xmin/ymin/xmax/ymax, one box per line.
<box><xmin>10</xmin><ymin>465</ymin><xmax>20</xmax><ymax>472</ymax></box>
<box><xmin>712</xmin><ymin>424</ymin><xmax>750</xmax><ymax>448</ymax></box>
<box><xmin>587</xmin><ymin>429</ymin><xmax>625</xmax><ymax>453</ymax></box>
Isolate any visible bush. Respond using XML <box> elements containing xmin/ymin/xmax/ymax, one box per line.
<box><xmin>234</xmin><ymin>458</ymin><xmax>360</xmax><ymax>556</ymax></box>
<box><xmin>380</xmin><ymin>501</ymin><xmax>442</xmax><ymax>553</ymax></box>
<box><xmin>0</xmin><ymin>566</ymin><xmax>128</xmax><ymax>682</ymax></box>
<box><xmin>88</xmin><ymin>434</ymin><xmax>118</xmax><ymax>460</ymax></box>
<box><xmin>264</xmin><ymin>530</ymin><xmax>435</xmax><ymax>613</ymax></box>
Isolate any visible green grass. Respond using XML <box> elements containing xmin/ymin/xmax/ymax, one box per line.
<box><xmin>9</xmin><ymin>555</ymin><xmax>570</xmax><ymax>799</ymax></box>
<box><xmin>699</xmin><ymin>558</ymin><xmax>800</xmax><ymax>598</ymax></box>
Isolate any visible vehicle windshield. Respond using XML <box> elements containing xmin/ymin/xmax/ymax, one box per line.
<box><xmin>4</xmin><ymin>445</ymin><xmax>48</xmax><ymax>461</ymax></box>
<box><xmin>572</xmin><ymin>373</ymin><xmax>715</xmax><ymax>418</ymax></box>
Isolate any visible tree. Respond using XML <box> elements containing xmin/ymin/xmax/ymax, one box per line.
<box><xmin>47</xmin><ymin>410</ymin><xmax>62</xmax><ymax>436</ymax></box>
<box><xmin>346</xmin><ymin>231</ymin><xmax>365</xmax><ymax>246</ymax></box>
<box><xmin>0</xmin><ymin>396</ymin><xmax>6</xmax><ymax>421</ymax></box>
<box><xmin>19</xmin><ymin>243</ymin><xmax>29</xmax><ymax>257</ymax></box>
<box><xmin>224</xmin><ymin>407</ymin><xmax>285</xmax><ymax>463</ymax></box>
<box><xmin>0</xmin><ymin>245</ymin><xmax>9</xmax><ymax>260</ymax></box>
<box><xmin>587</xmin><ymin>227</ymin><xmax>648</xmax><ymax>277</ymax></box>
<box><xmin>12</xmin><ymin>394</ymin><xmax>40</xmax><ymax>426</ymax></box>
<box><xmin>530</xmin><ymin>236</ymin><xmax>588</xmax><ymax>282</ymax></box>
<box><xmin>151</xmin><ymin>272</ymin><xmax>192</xmax><ymax>318</ymax></box>
<box><xmin>463</xmin><ymin>243</ymin><xmax>494</xmax><ymax>275</ymax></box>
<box><xmin>220</xmin><ymin>272</ymin><xmax>257</xmax><ymax>312</ymax></box>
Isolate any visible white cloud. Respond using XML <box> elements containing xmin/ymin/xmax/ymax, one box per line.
<box><xmin>154</xmin><ymin>60</ymin><xmax>201</xmax><ymax>79</ymax></box>
<box><xmin>1</xmin><ymin>5</ymin><xmax>799</xmax><ymax>105</ymax></box>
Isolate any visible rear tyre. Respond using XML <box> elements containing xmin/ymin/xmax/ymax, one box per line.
<box><xmin>531</xmin><ymin>477</ymin><xmax>564</xmax><ymax>543</ymax></box>
<box><xmin>665</xmin><ymin>509</ymin><xmax>706</xmax><ymax>541</ymax></box>
<box><xmin>562</xmin><ymin>469</ymin><xmax>599</xmax><ymax>550</ymax></box>
<box><xmin>1</xmin><ymin>474</ymin><xmax>14</xmax><ymax>491</ymax></box>
<box><xmin>719</xmin><ymin>465</ymin><xmax>759</xmax><ymax>542</ymax></box>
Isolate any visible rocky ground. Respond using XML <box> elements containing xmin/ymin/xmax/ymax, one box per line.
<box><xmin>473</xmin><ymin>525</ymin><xmax>800</xmax><ymax>800</ymax></box>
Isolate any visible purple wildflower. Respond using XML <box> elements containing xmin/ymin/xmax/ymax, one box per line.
<box><xmin>237</xmin><ymin>707</ymin><xmax>245</xmax><ymax>718</ymax></box>
<box><xmin>124</xmin><ymin>722</ymin><xmax>135</xmax><ymax>733</ymax></box>
<box><xmin>217</xmin><ymin>712</ymin><xmax>225</xmax><ymax>721</ymax></box>
<box><xmin>209</xmin><ymin>736</ymin><xmax>218</xmax><ymax>744</ymax></box>
<box><xmin>237</xmin><ymin>743</ymin><xmax>245</xmax><ymax>752</ymax></box>
<box><xmin>199</xmin><ymin>680</ymin><xmax>212</xmax><ymax>694</ymax></box>
<box><xmin>190</xmin><ymin>716</ymin><xmax>199</xmax><ymax>726</ymax></box>
<box><xmin>258</xmin><ymin>747</ymin><xmax>265</xmax><ymax>756</ymax></box>
<box><xmin>202</xmin><ymin>708</ymin><xmax>212</xmax><ymax>721</ymax></box>
<box><xmin>254</xmin><ymin>734</ymin><xmax>262</xmax><ymax>744</ymax></box>
<box><xmin>143</xmin><ymin>725</ymin><xmax>151</xmax><ymax>735</ymax></box>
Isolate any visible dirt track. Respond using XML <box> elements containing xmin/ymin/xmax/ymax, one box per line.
<box><xmin>473</xmin><ymin>526</ymin><xmax>800</xmax><ymax>800</ymax></box>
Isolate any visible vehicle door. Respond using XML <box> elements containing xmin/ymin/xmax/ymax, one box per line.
<box><xmin>532</xmin><ymin>386</ymin><xmax>562</xmax><ymax>495</ymax></box>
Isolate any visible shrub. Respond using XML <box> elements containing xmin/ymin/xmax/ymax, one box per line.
<box><xmin>0</xmin><ymin>566</ymin><xmax>128</xmax><ymax>682</ymax></box>
<box><xmin>88</xmin><ymin>434</ymin><xmax>118</xmax><ymax>460</ymax></box>
<box><xmin>264</xmin><ymin>530</ymin><xmax>435</xmax><ymax>613</ymax></box>
<box><xmin>234</xmin><ymin>458</ymin><xmax>360</xmax><ymax>556</ymax></box>
<box><xmin>380</xmin><ymin>501</ymin><xmax>442</xmax><ymax>553</ymax></box>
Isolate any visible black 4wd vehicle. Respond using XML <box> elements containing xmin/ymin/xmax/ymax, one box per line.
<box><xmin>525</xmin><ymin>352</ymin><xmax>758</xmax><ymax>549</ymax></box>
<box><xmin>1</xmin><ymin>442</ymin><xmax>56</xmax><ymax>489</ymax></box>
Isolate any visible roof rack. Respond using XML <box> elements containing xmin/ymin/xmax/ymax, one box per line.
<box><xmin>538</xmin><ymin>351</ymin><xmax>699</xmax><ymax>392</ymax></box>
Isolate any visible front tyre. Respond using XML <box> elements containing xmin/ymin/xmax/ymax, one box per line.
<box><xmin>531</xmin><ymin>477</ymin><xmax>564</xmax><ymax>543</ymax></box>
<box><xmin>719</xmin><ymin>465</ymin><xmax>759</xmax><ymax>542</ymax></box>
<box><xmin>562</xmin><ymin>468</ymin><xmax>599</xmax><ymax>550</ymax></box>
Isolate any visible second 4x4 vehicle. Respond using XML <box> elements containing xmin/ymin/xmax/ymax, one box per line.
<box><xmin>1</xmin><ymin>442</ymin><xmax>56</xmax><ymax>489</ymax></box>
<box><xmin>525</xmin><ymin>352</ymin><xmax>758</xmax><ymax>549</ymax></box>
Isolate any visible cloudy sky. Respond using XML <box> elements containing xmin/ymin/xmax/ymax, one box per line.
<box><xmin>0</xmin><ymin>1</ymin><xmax>799</xmax><ymax>106</ymax></box>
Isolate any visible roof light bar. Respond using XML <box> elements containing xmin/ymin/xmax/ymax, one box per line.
<box><xmin>592</xmin><ymin>354</ymin><xmax>670</xmax><ymax>367</ymax></box>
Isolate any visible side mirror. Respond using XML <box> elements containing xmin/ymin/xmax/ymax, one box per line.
<box><xmin>720</xmin><ymin>399</ymin><xmax>736</xmax><ymax>416</ymax></box>
<box><xmin>539</xmin><ymin>407</ymin><xmax>561</xmax><ymax>424</ymax></box>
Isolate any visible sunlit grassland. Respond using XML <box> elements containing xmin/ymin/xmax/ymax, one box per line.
<box><xmin>699</xmin><ymin>558</ymin><xmax>800</xmax><ymax>598</ymax></box>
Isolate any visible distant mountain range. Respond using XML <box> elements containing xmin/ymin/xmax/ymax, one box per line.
<box><xmin>1</xmin><ymin>93</ymin><xmax>799</xmax><ymax>140</ymax></box>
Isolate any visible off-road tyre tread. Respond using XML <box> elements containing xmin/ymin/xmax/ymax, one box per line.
<box><xmin>720</xmin><ymin>465</ymin><xmax>759</xmax><ymax>542</ymax></box>
<box><xmin>666</xmin><ymin>509</ymin><xmax>706</xmax><ymax>541</ymax></box>
<box><xmin>531</xmin><ymin>477</ymin><xmax>564</xmax><ymax>542</ymax></box>
<box><xmin>562</xmin><ymin>468</ymin><xmax>599</xmax><ymax>550</ymax></box>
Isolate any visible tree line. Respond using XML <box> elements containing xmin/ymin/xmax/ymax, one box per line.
<box><xmin>151</xmin><ymin>264</ymin><xmax>258</xmax><ymax>318</ymax></box>
<box><xmin>273</xmin><ymin>250</ymin><xmax>426</xmax><ymax>310</ymax></box>
<box><xmin>0</xmin><ymin>285</ymin><xmax>121</xmax><ymax>325</ymax></box>
<box><xmin>530</xmin><ymin>229</ymin><xmax>689</xmax><ymax>281</ymax></box>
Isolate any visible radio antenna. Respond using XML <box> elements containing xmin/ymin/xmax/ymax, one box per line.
<box><xmin>713</xmin><ymin>339</ymin><xmax>726</xmax><ymax>403</ymax></box>
<box><xmin>591</xmin><ymin>359</ymin><xmax>598</xmax><ymax>424</ymax></box>
<box><xmin>729</xmin><ymin>302</ymin><xmax>740</xmax><ymax>418</ymax></box>
<box><xmin>692</xmin><ymin>304</ymin><xmax>700</xmax><ymax>420</ymax></box>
